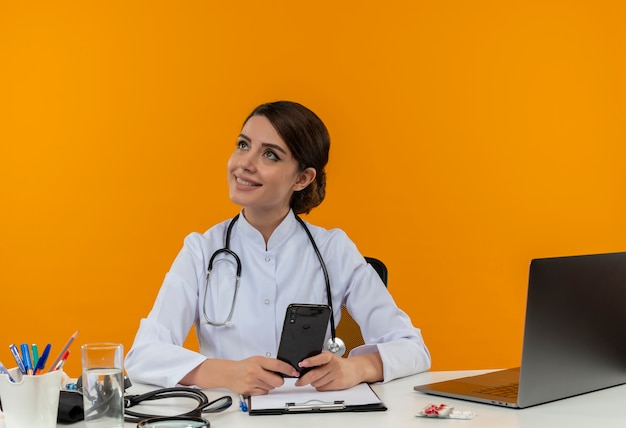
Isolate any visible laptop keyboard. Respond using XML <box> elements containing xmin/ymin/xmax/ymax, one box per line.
<box><xmin>474</xmin><ymin>383</ymin><xmax>519</xmax><ymax>398</ymax></box>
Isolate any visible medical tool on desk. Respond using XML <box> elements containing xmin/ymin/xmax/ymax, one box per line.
<box><xmin>202</xmin><ymin>213</ymin><xmax>347</xmax><ymax>356</ymax></box>
<box><xmin>137</xmin><ymin>416</ymin><xmax>210</xmax><ymax>427</ymax></box>
<box><xmin>124</xmin><ymin>387</ymin><xmax>232</xmax><ymax>423</ymax></box>
<box><xmin>65</xmin><ymin>376</ymin><xmax>232</xmax><ymax>424</ymax></box>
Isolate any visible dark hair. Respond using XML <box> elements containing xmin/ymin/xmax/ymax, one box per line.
<box><xmin>243</xmin><ymin>101</ymin><xmax>330</xmax><ymax>214</ymax></box>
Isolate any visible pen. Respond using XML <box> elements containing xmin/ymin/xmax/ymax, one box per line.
<box><xmin>33</xmin><ymin>343</ymin><xmax>51</xmax><ymax>375</ymax></box>
<box><xmin>48</xmin><ymin>329</ymin><xmax>79</xmax><ymax>372</ymax></box>
<box><xmin>0</xmin><ymin>360</ymin><xmax>15</xmax><ymax>382</ymax></box>
<box><xmin>21</xmin><ymin>343</ymin><xmax>33</xmax><ymax>375</ymax></box>
<box><xmin>9</xmin><ymin>344</ymin><xmax>27</xmax><ymax>375</ymax></box>
<box><xmin>52</xmin><ymin>350</ymin><xmax>70</xmax><ymax>371</ymax></box>
<box><xmin>32</xmin><ymin>344</ymin><xmax>40</xmax><ymax>368</ymax></box>
<box><xmin>239</xmin><ymin>394</ymin><xmax>248</xmax><ymax>412</ymax></box>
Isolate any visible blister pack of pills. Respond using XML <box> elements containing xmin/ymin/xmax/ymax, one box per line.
<box><xmin>416</xmin><ymin>403</ymin><xmax>476</xmax><ymax>420</ymax></box>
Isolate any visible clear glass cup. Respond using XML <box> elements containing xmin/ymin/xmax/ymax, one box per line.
<box><xmin>81</xmin><ymin>342</ymin><xmax>124</xmax><ymax>428</ymax></box>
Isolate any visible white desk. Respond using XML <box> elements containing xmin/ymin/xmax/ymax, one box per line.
<box><xmin>2</xmin><ymin>370</ymin><xmax>625</xmax><ymax>427</ymax></box>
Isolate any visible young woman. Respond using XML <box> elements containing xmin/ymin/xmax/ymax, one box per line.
<box><xmin>124</xmin><ymin>101</ymin><xmax>431</xmax><ymax>396</ymax></box>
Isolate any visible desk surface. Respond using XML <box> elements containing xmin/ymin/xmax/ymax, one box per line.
<box><xmin>2</xmin><ymin>370</ymin><xmax>625</xmax><ymax>427</ymax></box>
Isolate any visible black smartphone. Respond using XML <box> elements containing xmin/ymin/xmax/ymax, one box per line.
<box><xmin>276</xmin><ymin>303</ymin><xmax>331</xmax><ymax>377</ymax></box>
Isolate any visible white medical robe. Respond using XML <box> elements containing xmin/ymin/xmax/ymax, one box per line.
<box><xmin>125</xmin><ymin>211</ymin><xmax>431</xmax><ymax>387</ymax></box>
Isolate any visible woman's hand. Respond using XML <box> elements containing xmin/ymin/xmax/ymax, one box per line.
<box><xmin>180</xmin><ymin>356</ymin><xmax>299</xmax><ymax>396</ymax></box>
<box><xmin>225</xmin><ymin>356</ymin><xmax>300</xmax><ymax>396</ymax></box>
<box><xmin>294</xmin><ymin>351</ymin><xmax>383</xmax><ymax>391</ymax></box>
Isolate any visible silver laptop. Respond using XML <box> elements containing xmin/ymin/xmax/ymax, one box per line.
<box><xmin>414</xmin><ymin>252</ymin><xmax>626</xmax><ymax>408</ymax></box>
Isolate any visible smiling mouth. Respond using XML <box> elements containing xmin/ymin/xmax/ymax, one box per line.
<box><xmin>236</xmin><ymin>176</ymin><xmax>261</xmax><ymax>187</ymax></box>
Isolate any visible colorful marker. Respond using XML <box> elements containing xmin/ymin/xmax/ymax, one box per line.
<box><xmin>9</xmin><ymin>344</ymin><xmax>27</xmax><ymax>375</ymax></box>
<box><xmin>21</xmin><ymin>344</ymin><xmax>33</xmax><ymax>375</ymax></box>
<box><xmin>32</xmin><ymin>344</ymin><xmax>40</xmax><ymax>368</ymax></box>
<box><xmin>0</xmin><ymin>361</ymin><xmax>15</xmax><ymax>382</ymax></box>
<box><xmin>52</xmin><ymin>350</ymin><xmax>70</xmax><ymax>371</ymax></box>
<box><xmin>48</xmin><ymin>329</ymin><xmax>79</xmax><ymax>373</ymax></box>
<box><xmin>33</xmin><ymin>343</ymin><xmax>51</xmax><ymax>375</ymax></box>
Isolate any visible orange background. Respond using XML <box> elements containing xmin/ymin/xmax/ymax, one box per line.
<box><xmin>1</xmin><ymin>1</ymin><xmax>625</xmax><ymax>378</ymax></box>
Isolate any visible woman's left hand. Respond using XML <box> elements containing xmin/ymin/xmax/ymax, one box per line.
<box><xmin>294</xmin><ymin>351</ymin><xmax>383</xmax><ymax>391</ymax></box>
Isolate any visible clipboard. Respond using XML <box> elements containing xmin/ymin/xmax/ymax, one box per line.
<box><xmin>248</xmin><ymin>378</ymin><xmax>387</xmax><ymax>415</ymax></box>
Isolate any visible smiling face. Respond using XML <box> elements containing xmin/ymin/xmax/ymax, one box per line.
<box><xmin>227</xmin><ymin>115</ymin><xmax>315</xmax><ymax>220</ymax></box>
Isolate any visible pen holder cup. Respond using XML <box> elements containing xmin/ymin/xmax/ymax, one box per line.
<box><xmin>0</xmin><ymin>367</ymin><xmax>63</xmax><ymax>428</ymax></box>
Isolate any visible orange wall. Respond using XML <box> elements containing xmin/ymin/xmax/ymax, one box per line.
<box><xmin>1</xmin><ymin>1</ymin><xmax>625</xmax><ymax>377</ymax></box>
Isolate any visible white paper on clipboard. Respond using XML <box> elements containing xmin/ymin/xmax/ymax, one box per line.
<box><xmin>250</xmin><ymin>378</ymin><xmax>383</xmax><ymax>411</ymax></box>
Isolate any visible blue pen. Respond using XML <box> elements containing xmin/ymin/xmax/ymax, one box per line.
<box><xmin>239</xmin><ymin>394</ymin><xmax>249</xmax><ymax>412</ymax></box>
<box><xmin>0</xmin><ymin>361</ymin><xmax>16</xmax><ymax>382</ymax></box>
<box><xmin>9</xmin><ymin>344</ymin><xmax>27</xmax><ymax>375</ymax></box>
<box><xmin>21</xmin><ymin>344</ymin><xmax>33</xmax><ymax>375</ymax></box>
<box><xmin>33</xmin><ymin>343</ymin><xmax>51</xmax><ymax>375</ymax></box>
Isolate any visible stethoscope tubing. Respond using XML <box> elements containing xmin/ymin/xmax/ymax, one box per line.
<box><xmin>124</xmin><ymin>387</ymin><xmax>232</xmax><ymax>423</ymax></box>
<box><xmin>201</xmin><ymin>213</ymin><xmax>343</xmax><ymax>352</ymax></box>
<box><xmin>293</xmin><ymin>215</ymin><xmax>337</xmax><ymax>340</ymax></box>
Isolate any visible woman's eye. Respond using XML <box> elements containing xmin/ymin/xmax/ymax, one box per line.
<box><xmin>264</xmin><ymin>150</ymin><xmax>280</xmax><ymax>161</ymax></box>
<box><xmin>236</xmin><ymin>140</ymin><xmax>249</xmax><ymax>150</ymax></box>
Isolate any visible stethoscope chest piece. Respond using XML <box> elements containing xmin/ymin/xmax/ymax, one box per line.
<box><xmin>325</xmin><ymin>337</ymin><xmax>346</xmax><ymax>356</ymax></box>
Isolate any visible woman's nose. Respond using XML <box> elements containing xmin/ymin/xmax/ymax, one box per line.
<box><xmin>237</xmin><ymin>151</ymin><xmax>256</xmax><ymax>171</ymax></box>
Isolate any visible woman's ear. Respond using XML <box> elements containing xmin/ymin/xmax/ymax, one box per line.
<box><xmin>294</xmin><ymin>167</ymin><xmax>317</xmax><ymax>191</ymax></box>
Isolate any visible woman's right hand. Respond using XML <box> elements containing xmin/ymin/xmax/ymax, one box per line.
<box><xmin>225</xmin><ymin>356</ymin><xmax>300</xmax><ymax>395</ymax></box>
<box><xmin>180</xmin><ymin>356</ymin><xmax>299</xmax><ymax>395</ymax></box>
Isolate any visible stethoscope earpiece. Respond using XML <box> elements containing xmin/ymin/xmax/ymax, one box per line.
<box><xmin>325</xmin><ymin>337</ymin><xmax>346</xmax><ymax>356</ymax></box>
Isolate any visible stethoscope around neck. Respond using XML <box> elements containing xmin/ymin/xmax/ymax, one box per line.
<box><xmin>201</xmin><ymin>213</ymin><xmax>346</xmax><ymax>356</ymax></box>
